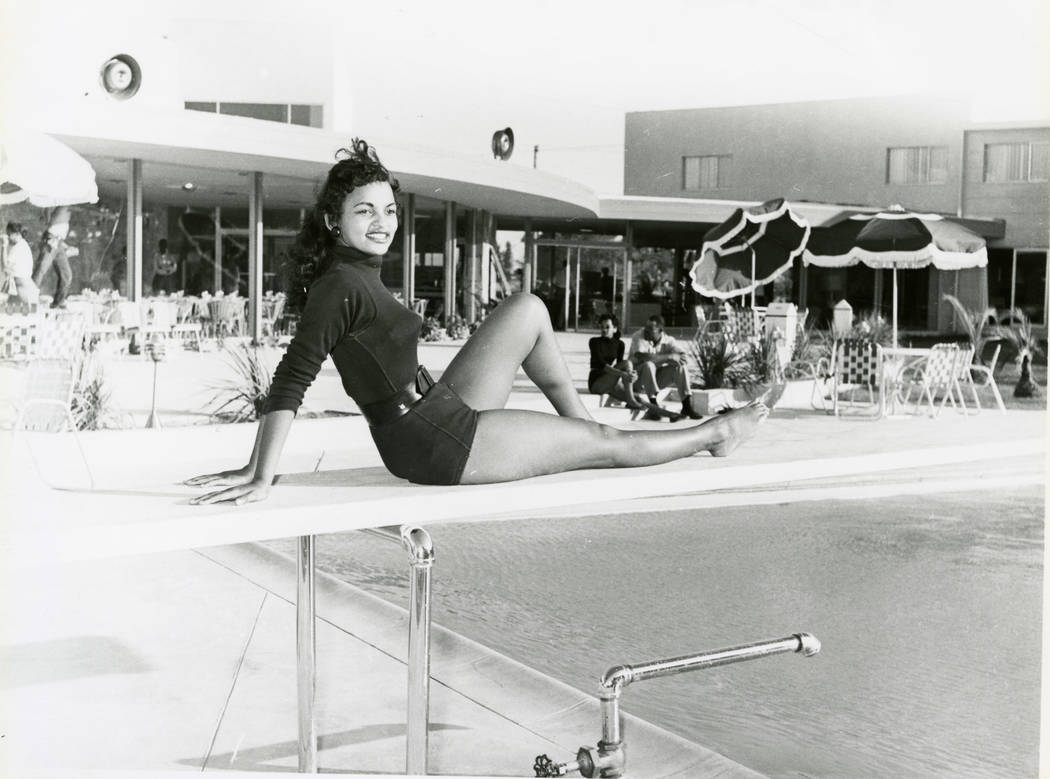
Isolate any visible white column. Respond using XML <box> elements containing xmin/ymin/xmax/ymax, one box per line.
<box><xmin>401</xmin><ymin>193</ymin><xmax>416</xmax><ymax>307</ymax></box>
<box><xmin>248</xmin><ymin>172</ymin><xmax>264</xmax><ymax>342</ymax></box>
<box><xmin>213</xmin><ymin>207</ymin><xmax>223</xmax><ymax>293</ymax></box>
<box><xmin>466</xmin><ymin>209</ymin><xmax>479</xmax><ymax>323</ymax></box>
<box><xmin>444</xmin><ymin>201</ymin><xmax>456</xmax><ymax>323</ymax></box>
<box><xmin>622</xmin><ymin>222</ymin><xmax>633</xmax><ymax>328</ymax></box>
<box><xmin>126</xmin><ymin>159</ymin><xmax>143</xmax><ymax>301</ymax></box>
<box><xmin>573</xmin><ymin>247</ymin><xmax>582</xmax><ymax>330</ymax></box>
<box><xmin>523</xmin><ymin>220</ymin><xmax>534</xmax><ymax>293</ymax></box>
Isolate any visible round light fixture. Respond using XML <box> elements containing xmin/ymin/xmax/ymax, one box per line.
<box><xmin>491</xmin><ymin>127</ymin><xmax>514</xmax><ymax>161</ymax></box>
<box><xmin>99</xmin><ymin>54</ymin><xmax>142</xmax><ymax>100</ymax></box>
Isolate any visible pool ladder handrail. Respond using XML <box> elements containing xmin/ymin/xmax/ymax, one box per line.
<box><xmin>534</xmin><ymin>632</ymin><xmax>821</xmax><ymax>778</ymax></box>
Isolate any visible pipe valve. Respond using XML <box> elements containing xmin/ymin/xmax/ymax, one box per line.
<box><xmin>533</xmin><ymin>632</ymin><xmax>819</xmax><ymax>778</ymax></box>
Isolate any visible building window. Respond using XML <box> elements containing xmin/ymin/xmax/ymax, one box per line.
<box><xmin>683</xmin><ymin>155</ymin><xmax>731</xmax><ymax>189</ymax></box>
<box><xmin>983</xmin><ymin>141</ymin><xmax>1050</xmax><ymax>182</ymax></box>
<box><xmin>184</xmin><ymin>102</ymin><xmax>324</xmax><ymax>128</ymax></box>
<box><xmin>886</xmin><ymin>146</ymin><xmax>948</xmax><ymax>184</ymax></box>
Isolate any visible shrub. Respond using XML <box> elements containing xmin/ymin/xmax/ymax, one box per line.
<box><xmin>207</xmin><ymin>344</ymin><xmax>273</xmax><ymax>423</ymax></box>
<box><xmin>688</xmin><ymin>333</ymin><xmax>765</xmax><ymax>392</ymax></box>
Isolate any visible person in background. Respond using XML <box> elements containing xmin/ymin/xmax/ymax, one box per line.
<box><xmin>3</xmin><ymin>222</ymin><xmax>40</xmax><ymax>304</ymax></box>
<box><xmin>110</xmin><ymin>246</ymin><xmax>127</xmax><ymax>296</ymax></box>
<box><xmin>628</xmin><ymin>314</ymin><xmax>703</xmax><ymax>420</ymax></box>
<box><xmin>588</xmin><ymin>313</ymin><xmax>647</xmax><ymax>410</ymax></box>
<box><xmin>33</xmin><ymin>229</ymin><xmax>72</xmax><ymax>307</ymax></box>
<box><xmin>152</xmin><ymin>238</ymin><xmax>178</xmax><ymax>294</ymax></box>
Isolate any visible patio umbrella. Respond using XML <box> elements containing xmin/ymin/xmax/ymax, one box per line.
<box><xmin>0</xmin><ymin>130</ymin><xmax>99</xmax><ymax>207</ymax></box>
<box><xmin>803</xmin><ymin>205</ymin><xmax>988</xmax><ymax>346</ymax></box>
<box><xmin>689</xmin><ymin>198</ymin><xmax>810</xmax><ymax>306</ymax></box>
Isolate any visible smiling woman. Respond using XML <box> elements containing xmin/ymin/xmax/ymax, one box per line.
<box><xmin>186</xmin><ymin>138</ymin><xmax>769</xmax><ymax>503</ymax></box>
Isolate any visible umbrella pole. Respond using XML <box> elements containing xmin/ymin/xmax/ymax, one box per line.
<box><xmin>750</xmin><ymin>247</ymin><xmax>756</xmax><ymax>309</ymax></box>
<box><xmin>892</xmin><ymin>265</ymin><xmax>899</xmax><ymax>348</ymax></box>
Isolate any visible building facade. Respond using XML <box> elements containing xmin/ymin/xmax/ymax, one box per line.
<box><xmin>625</xmin><ymin>95</ymin><xmax>1049</xmax><ymax>332</ymax></box>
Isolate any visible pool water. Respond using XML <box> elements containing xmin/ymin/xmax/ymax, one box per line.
<box><xmin>272</xmin><ymin>484</ymin><xmax>1043</xmax><ymax>778</ymax></box>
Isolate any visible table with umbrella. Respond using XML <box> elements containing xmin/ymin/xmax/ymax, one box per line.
<box><xmin>802</xmin><ymin>204</ymin><xmax>988</xmax><ymax>348</ymax></box>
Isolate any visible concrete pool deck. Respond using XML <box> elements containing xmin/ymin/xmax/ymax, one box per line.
<box><xmin>1</xmin><ymin>332</ymin><xmax>1046</xmax><ymax>777</ymax></box>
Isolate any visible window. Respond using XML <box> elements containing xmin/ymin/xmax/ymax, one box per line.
<box><xmin>683</xmin><ymin>155</ymin><xmax>731</xmax><ymax>189</ymax></box>
<box><xmin>984</xmin><ymin>141</ymin><xmax>1050</xmax><ymax>182</ymax></box>
<box><xmin>886</xmin><ymin>146</ymin><xmax>948</xmax><ymax>184</ymax></box>
<box><xmin>184</xmin><ymin>102</ymin><xmax>324</xmax><ymax>128</ymax></box>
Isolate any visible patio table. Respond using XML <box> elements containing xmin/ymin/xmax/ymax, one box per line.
<box><xmin>881</xmin><ymin>346</ymin><xmax>931</xmax><ymax>415</ymax></box>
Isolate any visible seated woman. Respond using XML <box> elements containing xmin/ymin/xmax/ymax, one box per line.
<box><xmin>588</xmin><ymin>313</ymin><xmax>663</xmax><ymax>415</ymax></box>
<box><xmin>187</xmin><ymin>140</ymin><xmax>767</xmax><ymax>504</ymax></box>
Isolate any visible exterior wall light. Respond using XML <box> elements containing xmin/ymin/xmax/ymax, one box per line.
<box><xmin>99</xmin><ymin>54</ymin><xmax>142</xmax><ymax>100</ymax></box>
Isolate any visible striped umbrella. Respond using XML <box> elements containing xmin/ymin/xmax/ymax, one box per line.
<box><xmin>803</xmin><ymin>205</ymin><xmax>988</xmax><ymax>346</ymax></box>
<box><xmin>0</xmin><ymin>130</ymin><xmax>98</xmax><ymax>207</ymax></box>
<box><xmin>689</xmin><ymin>198</ymin><xmax>810</xmax><ymax>307</ymax></box>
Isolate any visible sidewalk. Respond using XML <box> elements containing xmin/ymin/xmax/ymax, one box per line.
<box><xmin>1</xmin><ymin>331</ymin><xmax>1046</xmax><ymax>777</ymax></box>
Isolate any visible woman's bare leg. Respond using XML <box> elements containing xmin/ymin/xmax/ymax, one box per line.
<box><xmin>440</xmin><ymin>293</ymin><xmax>591</xmax><ymax>418</ymax></box>
<box><xmin>459</xmin><ymin>402</ymin><xmax>768</xmax><ymax>484</ymax></box>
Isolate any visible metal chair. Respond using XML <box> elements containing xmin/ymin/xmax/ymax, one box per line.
<box><xmin>207</xmin><ymin>297</ymin><xmax>246</xmax><ymax>339</ymax></box>
<box><xmin>12</xmin><ymin>311</ymin><xmax>95</xmax><ymax>488</ymax></box>
<box><xmin>962</xmin><ymin>342</ymin><xmax>1007</xmax><ymax>414</ymax></box>
<box><xmin>900</xmin><ymin>343</ymin><xmax>964</xmax><ymax>417</ymax></box>
<box><xmin>262</xmin><ymin>294</ymin><xmax>286</xmax><ymax>338</ymax></box>
<box><xmin>830</xmin><ymin>339</ymin><xmax>885</xmax><ymax>420</ymax></box>
<box><xmin>171</xmin><ymin>296</ymin><xmax>203</xmax><ymax>350</ymax></box>
<box><xmin>0</xmin><ymin>302</ymin><xmax>42</xmax><ymax>360</ymax></box>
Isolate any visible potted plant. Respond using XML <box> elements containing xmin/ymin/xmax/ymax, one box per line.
<box><xmin>687</xmin><ymin>331</ymin><xmax>769</xmax><ymax>414</ymax></box>
<box><xmin>999</xmin><ymin>308</ymin><xmax>1044</xmax><ymax>398</ymax></box>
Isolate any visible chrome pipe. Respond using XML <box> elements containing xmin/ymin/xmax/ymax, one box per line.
<box><xmin>597</xmin><ymin>633</ymin><xmax>819</xmax><ymax>771</ymax></box>
<box><xmin>401</xmin><ymin>525</ymin><xmax>434</xmax><ymax>775</ymax></box>
<box><xmin>296</xmin><ymin>535</ymin><xmax>317</xmax><ymax>773</ymax></box>
<box><xmin>600</xmin><ymin>633</ymin><xmax>820</xmax><ymax>690</ymax></box>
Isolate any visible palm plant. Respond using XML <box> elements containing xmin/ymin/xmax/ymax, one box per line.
<box><xmin>998</xmin><ymin>308</ymin><xmax>1044</xmax><ymax>398</ymax></box>
<box><xmin>942</xmin><ymin>293</ymin><xmax>1000</xmax><ymax>365</ymax></box>
<box><xmin>688</xmin><ymin>333</ymin><xmax>764</xmax><ymax>393</ymax></box>
<box><xmin>207</xmin><ymin>343</ymin><xmax>273</xmax><ymax>422</ymax></box>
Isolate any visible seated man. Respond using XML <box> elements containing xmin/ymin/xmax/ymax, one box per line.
<box><xmin>628</xmin><ymin>315</ymin><xmax>702</xmax><ymax>420</ymax></box>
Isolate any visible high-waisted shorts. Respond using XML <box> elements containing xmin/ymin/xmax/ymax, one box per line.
<box><xmin>369</xmin><ymin>381</ymin><xmax>479</xmax><ymax>485</ymax></box>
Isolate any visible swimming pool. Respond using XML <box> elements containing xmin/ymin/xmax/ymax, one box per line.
<box><xmin>270</xmin><ymin>473</ymin><xmax>1042</xmax><ymax>778</ymax></box>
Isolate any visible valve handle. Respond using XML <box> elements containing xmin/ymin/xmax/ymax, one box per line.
<box><xmin>534</xmin><ymin>753</ymin><xmax>560</xmax><ymax>777</ymax></box>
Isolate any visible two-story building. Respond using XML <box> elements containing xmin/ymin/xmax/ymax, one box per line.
<box><xmin>624</xmin><ymin>95</ymin><xmax>1049</xmax><ymax>333</ymax></box>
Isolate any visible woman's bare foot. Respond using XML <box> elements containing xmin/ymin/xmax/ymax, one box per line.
<box><xmin>705</xmin><ymin>401</ymin><xmax>769</xmax><ymax>457</ymax></box>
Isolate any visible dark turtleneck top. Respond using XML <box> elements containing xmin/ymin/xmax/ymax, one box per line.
<box><xmin>263</xmin><ymin>244</ymin><xmax>423</xmax><ymax>415</ymax></box>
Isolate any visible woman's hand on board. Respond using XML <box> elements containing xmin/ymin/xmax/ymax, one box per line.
<box><xmin>185</xmin><ymin>467</ymin><xmax>271</xmax><ymax>505</ymax></box>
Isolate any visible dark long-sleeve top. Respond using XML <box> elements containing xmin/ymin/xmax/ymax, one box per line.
<box><xmin>263</xmin><ymin>244</ymin><xmax>422</xmax><ymax>414</ymax></box>
<box><xmin>588</xmin><ymin>335</ymin><xmax>625</xmax><ymax>388</ymax></box>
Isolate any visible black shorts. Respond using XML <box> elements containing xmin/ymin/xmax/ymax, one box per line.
<box><xmin>369</xmin><ymin>381</ymin><xmax>479</xmax><ymax>485</ymax></box>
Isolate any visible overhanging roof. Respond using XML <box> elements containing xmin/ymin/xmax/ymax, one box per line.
<box><xmin>32</xmin><ymin>103</ymin><xmax>599</xmax><ymax>218</ymax></box>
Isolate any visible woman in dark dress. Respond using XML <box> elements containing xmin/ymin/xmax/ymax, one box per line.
<box><xmin>587</xmin><ymin>313</ymin><xmax>643</xmax><ymax>408</ymax></box>
<box><xmin>188</xmin><ymin>140</ymin><xmax>766</xmax><ymax>504</ymax></box>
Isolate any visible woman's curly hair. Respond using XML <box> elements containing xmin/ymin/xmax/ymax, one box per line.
<box><xmin>285</xmin><ymin>138</ymin><xmax>400</xmax><ymax>309</ymax></box>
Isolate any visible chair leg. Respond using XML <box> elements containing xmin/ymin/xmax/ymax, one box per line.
<box><xmin>65</xmin><ymin>407</ymin><xmax>96</xmax><ymax>490</ymax></box>
<box><xmin>989</xmin><ymin>379</ymin><xmax>1007</xmax><ymax>414</ymax></box>
<box><xmin>13</xmin><ymin>402</ymin><xmax>95</xmax><ymax>490</ymax></box>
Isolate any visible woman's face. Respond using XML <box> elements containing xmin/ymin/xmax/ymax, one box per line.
<box><xmin>599</xmin><ymin>318</ymin><xmax>617</xmax><ymax>337</ymax></box>
<box><xmin>334</xmin><ymin>180</ymin><xmax>398</xmax><ymax>255</ymax></box>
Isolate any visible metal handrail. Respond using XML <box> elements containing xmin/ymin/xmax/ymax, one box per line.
<box><xmin>297</xmin><ymin>525</ymin><xmax>434</xmax><ymax>775</ymax></box>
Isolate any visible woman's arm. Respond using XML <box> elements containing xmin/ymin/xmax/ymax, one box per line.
<box><xmin>186</xmin><ymin>409</ymin><xmax>295</xmax><ymax>504</ymax></box>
